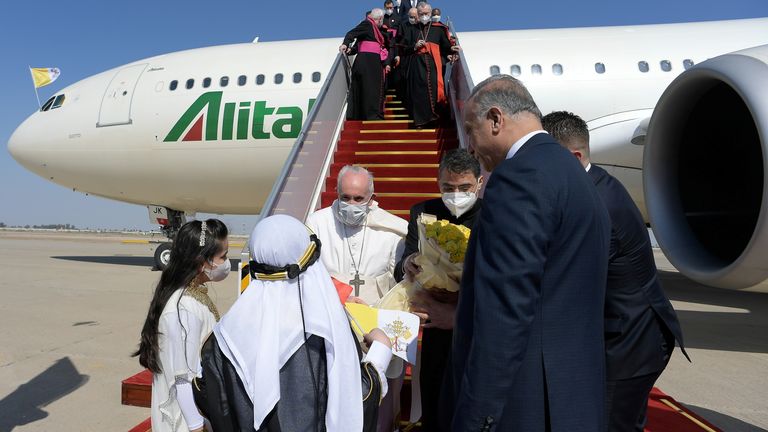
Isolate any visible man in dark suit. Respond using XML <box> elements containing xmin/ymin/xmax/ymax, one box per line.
<box><xmin>394</xmin><ymin>0</ymin><xmax>414</xmax><ymax>22</ymax></box>
<box><xmin>394</xmin><ymin>148</ymin><xmax>483</xmax><ymax>432</ymax></box>
<box><xmin>448</xmin><ymin>75</ymin><xmax>610</xmax><ymax>432</ymax></box>
<box><xmin>542</xmin><ymin>111</ymin><xmax>690</xmax><ymax>432</ymax></box>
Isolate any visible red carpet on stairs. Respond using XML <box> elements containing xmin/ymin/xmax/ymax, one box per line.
<box><xmin>322</xmin><ymin>92</ymin><xmax>458</xmax><ymax>220</ymax></box>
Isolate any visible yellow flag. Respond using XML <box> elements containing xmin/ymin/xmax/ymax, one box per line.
<box><xmin>30</xmin><ymin>67</ymin><xmax>61</xmax><ymax>88</ymax></box>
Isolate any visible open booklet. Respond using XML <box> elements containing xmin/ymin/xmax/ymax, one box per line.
<box><xmin>345</xmin><ymin>303</ymin><xmax>420</xmax><ymax>365</ymax></box>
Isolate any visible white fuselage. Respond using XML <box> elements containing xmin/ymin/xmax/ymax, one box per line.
<box><xmin>8</xmin><ymin>18</ymin><xmax>768</xmax><ymax>215</ymax></box>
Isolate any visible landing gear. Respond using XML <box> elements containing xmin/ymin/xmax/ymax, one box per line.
<box><xmin>147</xmin><ymin>205</ymin><xmax>187</xmax><ymax>270</ymax></box>
<box><xmin>154</xmin><ymin>243</ymin><xmax>172</xmax><ymax>271</ymax></box>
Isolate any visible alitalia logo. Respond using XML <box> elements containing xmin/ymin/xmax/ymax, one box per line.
<box><xmin>164</xmin><ymin>91</ymin><xmax>316</xmax><ymax>142</ymax></box>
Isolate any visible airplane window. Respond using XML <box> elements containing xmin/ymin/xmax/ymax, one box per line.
<box><xmin>169</xmin><ymin>80</ymin><xmax>178</xmax><ymax>91</ymax></box>
<box><xmin>220</xmin><ymin>76</ymin><xmax>229</xmax><ymax>87</ymax></box>
<box><xmin>595</xmin><ymin>62</ymin><xmax>606</xmax><ymax>74</ymax></box>
<box><xmin>312</xmin><ymin>72</ymin><xmax>321</xmax><ymax>82</ymax></box>
<box><xmin>41</xmin><ymin>96</ymin><xmax>55</xmax><ymax>112</ymax></box>
<box><xmin>275</xmin><ymin>73</ymin><xmax>284</xmax><ymax>84</ymax></box>
<box><xmin>510</xmin><ymin>65</ymin><xmax>521</xmax><ymax>77</ymax></box>
<box><xmin>203</xmin><ymin>77</ymin><xmax>211</xmax><ymax>88</ymax></box>
<box><xmin>638</xmin><ymin>61</ymin><xmax>649</xmax><ymax>73</ymax></box>
<box><xmin>490</xmin><ymin>65</ymin><xmax>500</xmax><ymax>75</ymax></box>
<box><xmin>531</xmin><ymin>64</ymin><xmax>542</xmax><ymax>75</ymax></box>
<box><xmin>256</xmin><ymin>74</ymin><xmax>265</xmax><ymax>85</ymax></box>
<box><xmin>238</xmin><ymin>75</ymin><xmax>247</xmax><ymax>86</ymax></box>
<box><xmin>52</xmin><ymin>94</ymin><xmax>66</xmax><ymax>109</ymax></box>
<box><xmin>683</xmin><ymin>59</ymin><xmax>695</xmax><ymax>70</ymax></box>
<box><xmin>293</xmin><ymin>72</ymin><xmax>302</xmax><ymax>84</ymax></box>
<box><xmin>186</xmin><ymin>79</ymin><xmax>194</xmax><ymax>89</ymax></box>
<box><xmin>660</xmin><ymin>60</ymin><xmax>672</xmax><ymax>72</ymax></box>
<box><xmin>552</xmin><ymin>63</ymin><xmax>563</xmax><ymax>76</ymax></box>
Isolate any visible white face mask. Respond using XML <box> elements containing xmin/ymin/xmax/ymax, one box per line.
<box><xmin>337</xmin><ymin>199</ymin><xmax>370</xmax><ymax>226</ymax></box>
<box><xmin>408</xmin><ymin>17</ymin><xmax>417</xmax><ymax>24</ymax></box>
<box><xmin>385</xmin><ymin>8</ymin><xmax>393</xmax><ymax>15</ymax></box>
<box><xmin>204</xmin><ymin>258</ymin><xmax>231</xmax><ymax>282</ymax></box>
<box><xmin>419</xmin><ymin>15</ymin><xmax>430</xmax><ymax>25</ymax></box>
<box><xmin>431</xmin><ymin>15</ymin><xmax>441</xmax><ymax>22</ymax></box>
<box><xmin>442</xmin><ymin>192</ymin><xmax>478</xmax><ymax>218</ymax></box>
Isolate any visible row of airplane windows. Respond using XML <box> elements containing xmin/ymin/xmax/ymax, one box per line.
<box><xmin>491</xmin><ymin>59</ymin><xmax>696</xmax><ymax>76</ymax></box>
<box><xmin>168</xmin><ymin>72</ymin><xmax>323</xmax><ymax>91</ymax></box>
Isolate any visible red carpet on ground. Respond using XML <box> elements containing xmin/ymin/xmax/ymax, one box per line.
<box><xmin>644</xmin><ymin>387</ymin><xmax>721</xmax><ymax>432</ymax></box>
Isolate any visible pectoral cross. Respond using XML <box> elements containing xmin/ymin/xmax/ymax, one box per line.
<box><xmin>350</xmin><ymin>272</ymin><xmax>365</xmax><ymax>296</ymax></box>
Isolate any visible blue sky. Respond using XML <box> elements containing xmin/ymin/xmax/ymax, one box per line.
<box><xmin>1</xmin><ymin>0</ymin><xmax>766</xmax><ymax>233</ymax></box>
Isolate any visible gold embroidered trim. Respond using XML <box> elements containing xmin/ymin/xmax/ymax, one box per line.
<box><xmin>184</xmin><ymin>283</ymin><xmax>220</xmax><ymax>321</ymax></box>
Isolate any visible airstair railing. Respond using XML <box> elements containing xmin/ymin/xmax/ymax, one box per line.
<box><xmin>238</xmin><ymin>52</ymin><xmax>350</xmax><ymax>293</ymax></box>
<box><xmin>446</xmin><ymin>18</ymin><xmax>475</xmax><ymax>150</ymax></box>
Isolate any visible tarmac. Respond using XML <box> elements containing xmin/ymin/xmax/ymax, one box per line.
<box><xmin>0</xmin><ymin>231</ymin><xmax>766</xmax><ymax>431</ymax></box>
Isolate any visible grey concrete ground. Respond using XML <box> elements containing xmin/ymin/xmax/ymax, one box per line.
<box><xmin>0</xmin><ymin>232</ymin><xmax>765</xmax><ymax>431</ymax></box>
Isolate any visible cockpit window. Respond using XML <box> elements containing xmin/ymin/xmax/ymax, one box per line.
<box><xmin>40</xmin><ymin>96</ymin><xmax>55</xmax><ymax>112</ymax></box>
<box><xmin>51</xmin><ymin>94</ymin><xmax>66</xmax><ymax>109</ymax></box>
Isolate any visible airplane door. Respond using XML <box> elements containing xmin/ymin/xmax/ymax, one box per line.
<box><xmin>97</xmin><ymin>63</ymin><xmax>147</xmax><ymax>127</ymax></box>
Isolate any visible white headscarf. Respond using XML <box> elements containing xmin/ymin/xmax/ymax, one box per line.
<box><xmin>213</xmin><ymin>215</ymin><xmax>364</xmax><ymax>431</ymax></box>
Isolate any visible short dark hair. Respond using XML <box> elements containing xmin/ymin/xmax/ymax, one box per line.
<box><xmin>439</xmin><ymin>148</ymin><xmax>481</xmax><ymax>178</ymax></box>
<box><xmin>384</xmin><ymin>0</ymin><xmax>394</xmax><ymax>6</ymax></box>
<box><xmin>541</xmin><ymin>111</ymin><xmax>590</xmax><ymax>156</ymax></box>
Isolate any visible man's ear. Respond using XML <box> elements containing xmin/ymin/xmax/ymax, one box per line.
<box><xmin>488</xmin><ymin>107</ymin><xmax>503</xmax><ymax>134</ymax></box>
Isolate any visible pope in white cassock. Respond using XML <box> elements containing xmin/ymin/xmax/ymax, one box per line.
<box><xmin>306</xmin><ymin>165</ymin><xmax>408</xmax><ymax>432</ymax></box>
<box><xmin>306</xmin><ymin>165</ymin><xmax>408</xmax><ymax>305</ymax></box>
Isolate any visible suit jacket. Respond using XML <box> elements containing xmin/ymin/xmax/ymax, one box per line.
<box><xmin>450</xmin><ymin>133</ymin><xmax>610</xmax><ymax>431</ymax></box>
<box><xmin>395</xmin><ymin>1</ymin><xmax>413</xmax><ymax>22</ymax></box>
<box><xmin>588</xmin><ymin>164</ymin><xmax>688</xmax><ymax>380</ymax></box>
<box><xmin>394</xmin><ymin>197</ymin><xmax>482</xmax><ymax>282</ymax></box>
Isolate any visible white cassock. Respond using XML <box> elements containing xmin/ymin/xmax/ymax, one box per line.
<box><xmin>306</xmin><ymin>200</ymin><xmax>407</xmax><ymax>305</ymax></box>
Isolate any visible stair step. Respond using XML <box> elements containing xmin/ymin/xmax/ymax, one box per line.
<box><xmin>338</xmin><ymin>142</ymin><xmax>443</xmax><ymax>152</ymax></box>
<box><xmin>334</xmin><ymin>154</ymin><xmax>440</xmax><ymax>164</ymax></box>
<box><xmin>344</xmin><ymin>120</ymin><xmax>415</xmax><ymax>130</ymax></box>
<box><xmin>326</xmin><ymin>177</ymin><xmax>438</xmax><ymax>193</ymax></box>
<box><xmin>122</xmin><ymin>369</ymin><xmax>152</xmax><ymax>408</ymax></box>
<box><xmin>330</xmin><ymin>163</ymin><xmax>439</xmax><ymax>177</ymax></box>
<box><xmin>341</xmin><ymin>130</ymin><xmax>440</xmax><ymax>140</ymax></box>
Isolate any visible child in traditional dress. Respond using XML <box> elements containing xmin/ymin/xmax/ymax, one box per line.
<box><xmin>134</xmin><ymin>219</ymin><xmax>230</xmax><ymax>432</ymax></box>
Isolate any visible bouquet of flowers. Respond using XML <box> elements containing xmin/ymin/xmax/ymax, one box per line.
<box><xmin>377</xmin><ymin>213</ymin><xmax>470</xmax><ymax>311</ymax></box>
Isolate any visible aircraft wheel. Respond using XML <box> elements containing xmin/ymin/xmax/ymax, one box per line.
<box><xmin>154</xmin><ymin>243</ymin><xmax>172</xmax><ymax>270</ymax></box>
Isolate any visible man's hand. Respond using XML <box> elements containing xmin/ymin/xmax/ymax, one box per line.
<box><xmin>415</xmin><ymin>40</ymin><xmax>426</xmax><ymax>49</ymax></box>
<box><xmin>410</xmin><ymin>290</ymin><xmax>456</xmax><ymax>329</ymax></box>
<box><xmin>365</xmin><ymin>328</ymin><xmax>393</xmax><ymax>349</ymax></box>
<box><xmin>394</xmin><ymin>56</ymin><xmax>401</xmax><ymax>67</ymax></box>
<box><xmin>347</xmin><ymin>296</ymin><xmax>369</xmax><ymax>306</ymax></box>
<box><xmin>450</xmin><ymin>45</ymin><xmax>461</xmax><ymax>52</ymax></box>
<box><xmin>385</xmin><ymin>65</ymin><xmax>391</xmax><ymax>74</ymax></box>
<box><xmin>403</xmin><ymin>252</ymin><xmax>422</xmax><ymax>281</ymax></box>
<box><xmin>339</xmin><ymin>44</ymin><xmax>349</xmax><ymax>54</ymax></box>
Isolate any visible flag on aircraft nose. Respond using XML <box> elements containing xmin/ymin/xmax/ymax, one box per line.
<box><xmin>30</xmin><ymin>67</ymin><xmax>61</xmax><ymax>88</ymax></box>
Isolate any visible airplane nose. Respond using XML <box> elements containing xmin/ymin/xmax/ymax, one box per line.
<box><xmin>8</xmin><ymin>116</ymin><xmax>33</xmax><ymax>167</ymax></box>
<box><xmin>7</xmin><ymin>113</ymin><xmax>46</xmax><ymax>175</ymax></box>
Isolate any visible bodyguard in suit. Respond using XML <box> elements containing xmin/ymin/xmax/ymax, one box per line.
<box><xmin>542</xmin><ymin>111</ymin><xmax>689</xmax><ymax>432</ymax></box>
<box><xmin>394</xmin><ymin>148</ymin><xmax>483</xmax><ymax>432</ymax></box>
<box><xmin>449</xmin><ymin>75</ymin><xmax>611</xmax><ymax>431</ymax></box>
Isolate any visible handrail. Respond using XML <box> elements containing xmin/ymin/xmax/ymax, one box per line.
<box><xmin>238</xmin><ymin>52</ymin><xmax>351</xmax><ymax>294</ymax></box>
<box><xmin>255</xmin><ymin>53</ymin><xmax>347</xmax><ymax>223</ymax></box>
<box><xmin>446</xmin><ymin>18</ymin><xmax>475</xmax><ymax>150</ymax></box>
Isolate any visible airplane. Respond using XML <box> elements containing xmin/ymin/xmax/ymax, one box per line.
<box><xmin>7</xmin><ymin>17</ymin><xmax>768</xmax><ymax>291</ymax></box>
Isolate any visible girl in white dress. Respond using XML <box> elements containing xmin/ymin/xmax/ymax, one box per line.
<box><xmin>134</xmin><ymin>219</ymin><xmax>230</xmax><ymax>432</ymax></box>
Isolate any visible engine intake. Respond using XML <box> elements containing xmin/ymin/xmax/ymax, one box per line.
<box><xmin>644</xmin><ymin>45</ymin><xmax>768</xmax><ymax>290</ymax></box>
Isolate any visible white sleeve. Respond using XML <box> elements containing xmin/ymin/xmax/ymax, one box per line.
<box><xmin>362</xmin><ymin>340</ymin><xmax>393</xmax><ymax>397</ymax></box>
<box><xmin>389</xmin><ymin>236</ymin><xmax>406</xmax><ymax>275</ymax></box>
<box><xmin>176</xmin><ymin>380</ymin><xmax>205</xmax><ymax>429</ymax></box>
<box><xmin>161</xmin><ymin>306</ymin><xmax>206</xmax><ymax>379</ymax></box>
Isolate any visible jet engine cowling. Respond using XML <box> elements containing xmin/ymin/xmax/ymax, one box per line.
<box><xmin>644</xmin><ymin>45</ymin><xmax>768</xmax><ymax>290</ymax></box>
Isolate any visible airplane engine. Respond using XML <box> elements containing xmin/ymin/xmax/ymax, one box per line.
<box><xmin>644</xmin><ymin>44</ymin><xmax>768</xmax><ymax>290</ymax></box>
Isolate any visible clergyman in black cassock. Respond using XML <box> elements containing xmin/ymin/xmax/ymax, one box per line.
<box><xmin>401</xmin><ymin>17</ymin><xmax>454</xmax><ymax>127</ymax></box>
<box><xmin>342</xmin><ymin>13</ymin><xmax>391</xmax><ymax>120</ymax></box>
